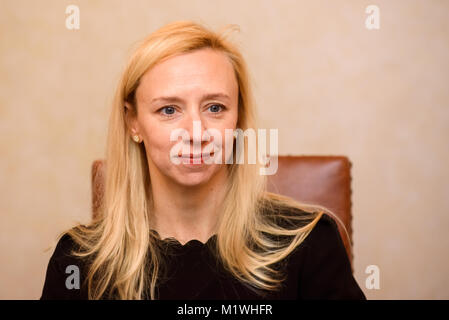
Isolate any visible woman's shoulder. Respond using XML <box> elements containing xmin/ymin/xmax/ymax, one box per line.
<box><xmin>277</xmin><ymin>207</ymin><xmax>349</xmax><ymax>265</ymax></box>
<box><xmin>262</xmin><ymin>203</ymin><xmax>344</xmax><ymax>253</ymax></box>
<box><xmin>303</xmin><ymin>212</ymin><xmax>341</xmax><ymax>244</ymax></box>
<box><xmin>269</xmin><ymin>207</ymin><xmax>365</xmax><ymax>299</ymax></box>
<box><xmin>281</xmin><ymin>206</ymin><xmax>342</xmax><ymax>246</ymax></box>
<box><xmin>48</xmin><ymin>231</ymin><xmax>85</xmax><ymax>265</ymax></box>
<box><xmin>263</xmin><ymin>203</ymin><xmax>337</xmax><ymax>231</ymax></box>
<box><xmin>48</xmin><ymin>224</ymin><xmax>96</xmax><ymax>267</ymax></box>
<box><xmin>40</xmin><ymin>228</ymin><xmax>90</xmax><ymax>299</ymax></box>
<box><xmin>290</xmin><ymin>213</ymin><xmax>366</xmax><ymax>299</ymax></box>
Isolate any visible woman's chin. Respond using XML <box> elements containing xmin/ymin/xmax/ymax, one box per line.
<box><xmin>165</xmin><ymin>162</ymin><xmax>225</xmax><ymax>188</ymax></box>
<box><xmin>173</xmin><ymin>171</ymin><xmax>213</xmax><ymax>187</ymax></box>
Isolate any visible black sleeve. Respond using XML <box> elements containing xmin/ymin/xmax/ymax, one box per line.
<box><xmin>40</xmin><ymin>234</ymin><xmax>89</xmax><ymax>300</ymax></box>
<box><xmin>297</xmin><ymin>214</ymin><xmax>366</xmax><ymax>299</ymax></box>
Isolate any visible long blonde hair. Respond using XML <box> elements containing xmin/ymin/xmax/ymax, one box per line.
<box><xmin>62</xmin><ymin>20</ymin><xmax>346</xmax><ymax>299</ymax></box>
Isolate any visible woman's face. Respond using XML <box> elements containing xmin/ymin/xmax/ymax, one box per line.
<box><xmin>128</xmin><ymin>48</ymin><xmax>239</xmax><ymax>187</ymax></box>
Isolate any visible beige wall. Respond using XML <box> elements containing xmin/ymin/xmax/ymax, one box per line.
<box><xmin>1</xmin><ymin>0</ymin><xmax>448</xmax><ymax>299</ymax></box>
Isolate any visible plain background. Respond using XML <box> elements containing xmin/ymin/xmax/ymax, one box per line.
<box><xmin>1</xmin><ymin>0</ymin><xmax>448</xmax><ymax>299</ymax></box>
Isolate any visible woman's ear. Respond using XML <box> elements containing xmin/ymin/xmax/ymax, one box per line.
<box><xmin>124</xmin><ymin>102</ymin><xmax>139</xmax><ymax>136</ymax></box>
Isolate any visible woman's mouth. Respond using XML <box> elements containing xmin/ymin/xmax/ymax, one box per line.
<box><xmin>180</xmin><ymin>152</ymin><xmax>214</xmax><ymax>164</ymax></box>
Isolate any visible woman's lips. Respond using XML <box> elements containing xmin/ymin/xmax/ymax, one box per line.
<box><xmin>180</xmin><ymin>152</ymin><xmax>214</xmax><ymax>159</ymax></box>
<box><xmin>179</xmin><ymin>152</ymin><xmax>214</xmax><ymax>164</ymax></box>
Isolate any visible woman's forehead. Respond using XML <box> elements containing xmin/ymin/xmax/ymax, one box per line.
<box><xmin>137</xmin><ymin>49</ymin><xmax>238</xmax><ymax>104</ymax></box>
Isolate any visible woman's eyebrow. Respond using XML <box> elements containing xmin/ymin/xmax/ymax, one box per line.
<box><xmin>150</xmin><ymin>93</ymin><xmax>230</xmax><ymax>104</ymax></box>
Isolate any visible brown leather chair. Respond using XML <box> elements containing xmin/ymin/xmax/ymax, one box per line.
<box><xmin>91</xmin><ymin>155</ymin><xmax>354</xmax><ymax>269</ymax></box>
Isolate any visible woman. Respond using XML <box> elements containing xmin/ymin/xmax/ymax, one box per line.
<box><xmin>40</xmin><ymin>21</ymin><xmax>365</xmax><ymax>300</ymax></box>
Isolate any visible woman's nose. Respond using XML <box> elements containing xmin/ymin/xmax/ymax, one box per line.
<box><xmin>181</xmin><ymin>110</ymin><xmax>208</xmax><ymax>146</ymax></box>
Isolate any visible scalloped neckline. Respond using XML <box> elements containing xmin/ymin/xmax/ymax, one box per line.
<box><xmin>150</xmin><ymin>229</ymin><xmax>217</xmax><ymax>248</ymax></box>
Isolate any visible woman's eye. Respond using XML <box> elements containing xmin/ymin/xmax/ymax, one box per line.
<box><xmin>208</xmin><ymin>104</ymin><xmax>224</xmax><ymax>113</ymax></box>
<box><xmin>160</xmin><ymin>106</ymin><xmax>176</xmax><ymax>116</ymax></box>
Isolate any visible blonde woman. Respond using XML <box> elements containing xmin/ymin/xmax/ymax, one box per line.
<box><xmin>40</xmin><ymin>21</ymin><xmax>365</xmax><ymax>300</ymax></box>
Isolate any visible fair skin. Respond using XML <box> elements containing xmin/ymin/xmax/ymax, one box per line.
<box><xmin>126</xmin><ymin>48</ymin><xmax>239</xmax><ymax>245</ymax></box>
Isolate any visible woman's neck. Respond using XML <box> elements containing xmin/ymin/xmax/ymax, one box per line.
<box><xmin>149</xmin><ymin>167</ymin><xmax>228</xmax><ymax>245</ymax></box>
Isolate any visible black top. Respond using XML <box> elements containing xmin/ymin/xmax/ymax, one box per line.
<box><xmin>40</xmin><ymin>213</ymin><xmax>366</xmax><ymax>300</ymax></box>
